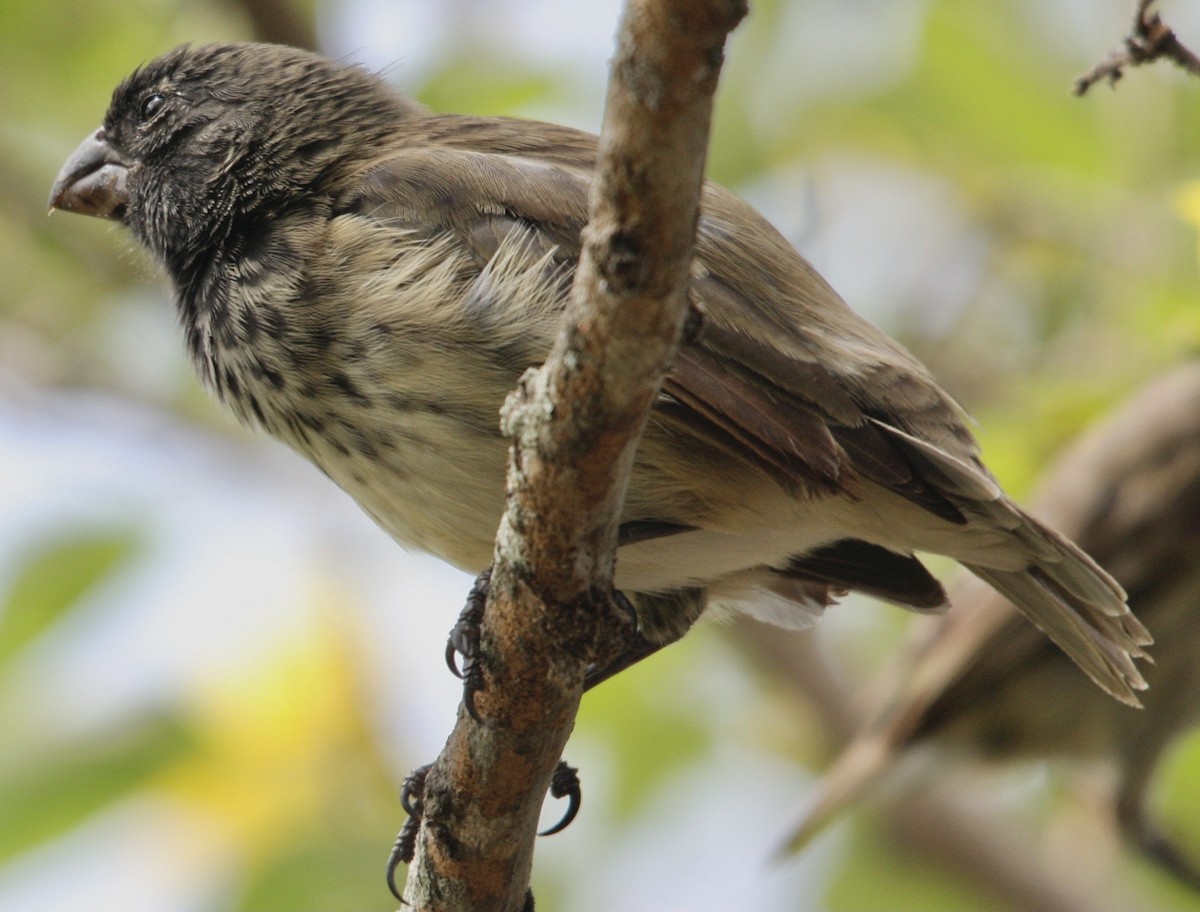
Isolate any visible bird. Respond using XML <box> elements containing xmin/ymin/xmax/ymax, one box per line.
<box><xmin>49</xmin><ymin>42</ymin><xmax>1150</xmax><ymax>705</ymax></box>
<box><xmin>784</xmin><ymin>362</ymin><xmax>1200</xmax><ymax>888</ymax></box>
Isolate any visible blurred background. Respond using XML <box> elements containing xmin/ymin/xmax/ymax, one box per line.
<box><xmin>4</xmin><ymin>0</ymin><xmax>1200</xmax><ymax>909</ymax></box>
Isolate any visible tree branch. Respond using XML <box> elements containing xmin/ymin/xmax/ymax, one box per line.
<box><xmin>728</xmin><ymin>620</ymin><xmax>1139</xmax><ymax>912</ymax></box>
<box><xmin>401</xmin><ymin>1</ymin><xmax>747</xmax><ymax>909</ymax></box>
<box><xmin>1073</xmin><ymin>0</ymin><xmax>1200</xmax><ymax>95</ymax></box>
<box><xmin>230</xmin><ymin>0</ymin><xmax>318</xmax><ymax>49</ymax></box>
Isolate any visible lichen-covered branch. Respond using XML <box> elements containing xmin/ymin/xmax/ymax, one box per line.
<box><xmin>401</xmin><ymin>1</ymin><xmax>747</xmax><ymax>910</ymax></box>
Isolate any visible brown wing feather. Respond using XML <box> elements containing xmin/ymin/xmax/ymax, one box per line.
<box><xmin>343</xmin><ymin>137</ymin><xmax>938</xmax><ymax>513</ymax></box>
<box><xmin>661</xmin><ymin>348</ymin><xmax>843</xmax><ymax>496</ymax></box>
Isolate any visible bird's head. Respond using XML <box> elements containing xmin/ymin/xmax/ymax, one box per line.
<box><xmin>49</xmin><ymin>43</ymin><xmax>422</xmax><ymax>270</ymax></box>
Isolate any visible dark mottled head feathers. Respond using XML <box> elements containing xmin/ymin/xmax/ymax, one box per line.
<box><xmin>99</xmin><ymin>43</ymin><xmax>426</xmax><ymax>274</ymax></box>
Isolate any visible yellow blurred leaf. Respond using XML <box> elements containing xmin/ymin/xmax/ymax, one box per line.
<box><xmin>151</xmin><ymin>582</ymin><xmax>382</xmax><ymax>863</ymax></box>
<box><xmin>1174</xmin><ymin>180</ymin><xmax>1200</xmax><ymax>263</ymax></box>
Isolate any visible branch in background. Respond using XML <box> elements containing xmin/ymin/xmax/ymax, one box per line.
<box><xmin>402</xmin><ymin>1</ymin><xmax>747</xmax><ymax>910</ymax></box>
<box><xmin>727</xmin><ymin>620</ymin><xmax>1140</xmax><ymax>912</ymax></box>
<box><xmin>231</xmin><ymin>0</ymin><xmax>318</xmax><ymax>50</ymax></box>
<box><xmin>1073</xmin><ymin>0</ymin><xmax>1200</xmax><ymax>95</ymax></box>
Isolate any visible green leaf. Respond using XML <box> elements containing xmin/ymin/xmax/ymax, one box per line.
<box><xmin>237</xmin><ymin>839</ymin><xmax>393</xmax><ymax>912</ymax></box>
<box><xmin>0</xmin><ymin>529</ymin><xmax>138</xmax><ymax>666</ymax></box>
<box><xmin>1149</xmin><ymin>731</ymin><xmax>1200</xmax><ymax>892</ymax></box>
<box><xmin>417</xmin><ymin>55</ymin><xmax>565</xmax><ymax>118</ymax></box>
<box><xmin>827</xmin><ymin>816</ymin><xmax>1008</xmax><ymax>912</ymax></box>
<box><xmin>575</xmin><ymin>631</ymin><xmax>713</xmax><ymax>820</ymax></box>
<box><xmin>0</xmin><ymin>714</ymin><xmax>195</xmax><ymax>863</ymax></box>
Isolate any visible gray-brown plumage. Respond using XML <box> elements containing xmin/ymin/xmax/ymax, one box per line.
<box><xmin>786</xmin><ymin>362</ymin><xmax>1200</xmax><ymax>887</ymax></box>
<box><xmin>49</xmin><ymin>43</ymin><xmax>1149</xmax><ymax>700</ymax></box>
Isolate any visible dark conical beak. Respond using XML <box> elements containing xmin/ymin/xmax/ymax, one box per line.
<box><xmin>48</xmin><ymin>128</ymin><xmax>130</xmax><ymax>220</ymax></box>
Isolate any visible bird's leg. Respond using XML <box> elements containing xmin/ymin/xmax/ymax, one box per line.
<box><xmin>385</xmin><ymin>572</ymin><xmax>593</xmax><ymax>897</ymax></box>
<box><xmin>583</xmin><ymin>587</ymin><xmax>702</xmax><ymax>690</ymax></box>
<box><xmin>532</xmin><ymin>589</ymin><xmax>691</xmax><ymax>833</ymax></box>
<box><xmin>444</xmin><ymin>533</ymin><xmax>701</xmax><ymax>714</ymax></box>
<box><xmin>443</xmin><ymin>567</ymin><xmax>585</xmax><ymax>834</ymax></box>
<box><xmin>389</xmin><ymin>575</ymin><xmax>694</xmax><ymax>898</ymax></box>
<box><xmin>582</xmin><ymin>591</ymin><xmax>670</xmax><ymax>691</ymax></box>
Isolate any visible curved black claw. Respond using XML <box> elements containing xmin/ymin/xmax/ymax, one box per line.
<box><xmin>538</xmin><ymin>760</ymin><xmax>581</xmax><ymax>836</ymax></box>
<box><xmin>446</xmin><ymin>569</ymin><xmax>491</xmax><ymax>721</ymax></box>
<box><xmin>445</xmin><ymin>572</ymin><xmax>488</xmax><ymax>679</ymax></box>
<box><xmin>399</xmin><ymin>764</ymin><xmax>430</xmax><ymax>819</ymax></box>
<box><xmin>523</xmin><ymin>888</ymin><xmax>535</xmax><ymax>912</ymax></box>
<box><xmin>386</xmin><ymin>765</ymin><xmax>431</xmax><ymax>903</ymax></box>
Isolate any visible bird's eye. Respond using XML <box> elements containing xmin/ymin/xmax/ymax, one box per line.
<box><xmin>139</xmin><ymin>93</ymin><xmax>166</xmax><ymax>122</ymax></box>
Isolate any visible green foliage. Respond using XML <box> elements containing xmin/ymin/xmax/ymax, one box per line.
<box><xmin>0</xmin><ymin>529</ymin><xmax>137</xmax><ymax>666</ymax></box>
<box><xmin>237</xmin><ymin>839</ymin><xmax>393</xmax><ymax>912</ymax></box>
<box><xmin>1152</xmin><ymin>731</ymin><xmax>1200</xmax><ymax>878</ymax></box>
<box><xmin>888</xmin><ymin>3</ymin><xmax>1100</xmax><ymax>176</ymax></box>
<box><xmin>417</xmin><ymin>56</ymin><xmax>569</xmax><ymax>119</ymax></box>
<box><xmin>827</xmin><ymin>818</ymin><xmax>1009</xmax><ymax>912</ymax></box>
<box><xmin>0</xmin><ymin>714</ymin><xmax>195</xmax><ymax>863</ymax></box>
<box><xmin>0</xmin><ymin>528</ymin><xmax>182</xmax><ymax>864</ymax></box>
<box><xmin>576</xmin><ymin>633</ymin><xmax>713</xmax><ymax>820</ymax></box>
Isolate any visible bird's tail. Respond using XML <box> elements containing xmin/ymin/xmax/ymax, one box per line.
<box><xmin>962</xmin><ymin>509</ymin><xmax>1151</xmax><ymax>707</ymax></box>
<box><xmin>865</xmin><ymin>417</ymin><xmax>1152</xmax><ymax>704</ymax></box>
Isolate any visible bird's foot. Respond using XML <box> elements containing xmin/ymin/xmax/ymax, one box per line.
<box><xmin>582</xmin><ymin>590</ymin><xmax>667</xmax><ymax>692</ymax></box>
<box><xmin>385</xmin><ymin>764</ymin><xmax>431</xmax><ymax>902</ymax></box>
<box><xmin>383</xmin><ymin>760</ymin><xmax>580</xmax><ymax>901</ymax></box>
<box><xmin>539</xmin><ymin>761</ymin><xmax>582</xmax><ymax>836</ymax></box>
<box><xmin>445</xmin><ymin>568</ymin><xmax>491</xmax><ymax>721</ymax></box>
<box><xmin>446</xmin><ymin>574</ymin><xmax>663</xmax><ymax>715</ymax></box>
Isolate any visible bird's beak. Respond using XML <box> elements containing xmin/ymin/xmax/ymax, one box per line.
<box><xmin>48</xmin><ymin>128</ymin><xmax>130</xmax><ymax>220</ymax></box>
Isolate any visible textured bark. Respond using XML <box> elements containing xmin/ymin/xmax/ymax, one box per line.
<box><xmin>402</xmin><ymin>1</ymin><xmax>747</xmax><ymax>910</ymax></box>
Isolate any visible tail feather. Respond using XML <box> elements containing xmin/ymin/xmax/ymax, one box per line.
<box><xmin>901</xmin><ymin>494</ymin><xmax>1153</xmax><ymax>703</ymax></box>
<box><xmin>892</xmin><ymin>429</ymin><xmax>1152</xmax><ymax>705</ymax></box>
<box><xmin>1010</xmin><ymin>513</ymin><xmax>1134</xmax><ymax>617</ymax></box>
<box><xmin>882</xmin><ymin>420</ymin><xmax>1145</xmax><ymax>634</ymax></box>
<box><xmin>964</xmin><ymin>560</ymin><xmax>1149</xmax><ymax>706</ymax></box>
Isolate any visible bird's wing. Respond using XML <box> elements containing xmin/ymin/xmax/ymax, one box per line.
<box><xmin>340</xmin><ymin>123</ymin><xmax>987</xmax><ymax>519</ymax></box>
<box><xmin>337</xmin><ymin>136</ymin><xmax>970</xmax><ymax>607</ymax></box>
<box><xmin>336</xmin><ymin>126</ymin><xmax>1149</xmax><ymax>699</ymax></box>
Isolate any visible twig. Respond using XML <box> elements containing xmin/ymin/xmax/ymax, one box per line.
<box><xmin>1074</xmin><ymin>0</ymin><xmax>1200</xmax><ymax>95</ymax></box>
<box><xmin>401</xmin><ymin>1</ymin><xmax>747</xmax><ymax>910</ymax></box>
